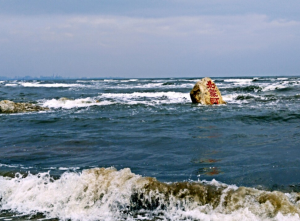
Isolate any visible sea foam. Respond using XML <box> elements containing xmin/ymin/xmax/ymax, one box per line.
<box><xmin>41</xmin><ymin>98</ymin><xmax>110</xmax><ymax>109</ymax></box>
<box><xmin>40</xmin><ymin>92</ymin><xmax>190</xmax><ymax>109</ymax></box>
<box><xmin>0</xmin><ymin>168</ymin><xmax>300</xmax><ymax>221</ymax></box>
<box><xmin>98</xmin><ymin>92</ymin><xmax>190</xmax><ymax>104</ymax></box>
<box><xmin>19</xmin><ymin>82</ymin><xmax>83</xmax><ymax>88</ymax></box>
<box><xmin>224</xmin><ymin>79</ymin><xmax>254</xmax><ymax>85</ymax></box>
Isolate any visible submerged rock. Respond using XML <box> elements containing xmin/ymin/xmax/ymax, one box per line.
<box><xmin>190</xmin><ymin>77</ymin><xmax>226</xmax><ymax>105</ymax></box>
<box><xmin>0</xmin><ymin>100</ymin><xmax>48</xmax><ymax>113</ymax></box>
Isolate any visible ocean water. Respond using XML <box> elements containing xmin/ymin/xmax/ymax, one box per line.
<box><xmin>0</xmin><ymin>76</ymin><xmax>300</xmax><ymax>220</ymax></box>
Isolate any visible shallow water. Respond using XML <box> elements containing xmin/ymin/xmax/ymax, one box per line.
<box><xmin>1</xmin><ymin>77</ymin><xmax>300</xmax><ymax>220</ymax></box>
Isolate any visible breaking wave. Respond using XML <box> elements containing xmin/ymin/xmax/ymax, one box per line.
<box><xmin>224</xmin><ymin>79</ymin><xmax>254</xmax><ymax>84</ymax></box>
<box><xmin>102</xmin><ymin>83</ymin><xmax>194</xmax><ymax>89</ymax></box>
<box><xmin>0</xmin><ymin>167</ymin><xmax>300</xmax><ymax>221</ymax></box>
<box><xmin>41</xmin><ymin>97</ymin><xmax>109</xmax><ymax>109</ymax></box>
<box><xmin>20</xmin><ymin>82</ymin><xmax>83</xmax><ymax>88</ymax></box>
<box><xmin>40</xmin><ymin>92</ymin><xmax>191</xmax><ymax>109</ymax></box>
<box><xmin>5</xmin><ymin>82</ymin><xmax>84</xmax><ymax>88</ymax></box>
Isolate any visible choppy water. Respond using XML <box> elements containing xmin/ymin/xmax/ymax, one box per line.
<box><xmin>1</xmin><ymin>76</ymin><xmax>300</xmax><ymax>220</ymax></box>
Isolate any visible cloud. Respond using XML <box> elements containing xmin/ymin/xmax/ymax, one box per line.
<box><xmin>0</xmin><ymin>14</ymin><xmax>300</xmax><ymax>77</ymax></box>
<box><xmin>3</xmin><ymin>14</ymin><xmax>299</xmax><ymax>48</ymax></box>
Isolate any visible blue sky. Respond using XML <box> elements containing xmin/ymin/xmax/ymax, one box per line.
<box><xmin>0</xmin><ymin>0</ymin><xmax>299</xmax><ymax>78</ymax></box>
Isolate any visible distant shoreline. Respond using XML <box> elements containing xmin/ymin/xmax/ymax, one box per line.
<box><xmin>1</xmin><ymin>75</ymin><xmax>300</xmax><ymax>81</ymax></box>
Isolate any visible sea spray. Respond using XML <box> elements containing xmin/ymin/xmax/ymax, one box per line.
<box><xmin>1</xmin><ymin>168</ymin><xmax>300</xmax><ymax>220</ymax></box>
<box><xmin>0</xmin><ymin>168</ymin><xmax>144</xmax><ymax>220</ymax></box>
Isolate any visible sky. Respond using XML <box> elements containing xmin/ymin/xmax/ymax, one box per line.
<box><xmin>0</xmin><ymin>0</ymin><xmax>300</xmax><ymax>78</ymax></box>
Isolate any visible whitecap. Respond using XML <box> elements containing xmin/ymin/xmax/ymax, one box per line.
<box><xmin>59</xmin><ymin>167</ymin><xmax>80</xmax><ymax>171</ymax></box>
<box><xmin>98</xmin><ymin>92</ymin><xmax>190</xmax><ymax>105</ymax></box>
<box><xmin>19</xmin><ymin>82</ymin><xmax>83</xmax><ymax>88</ymax></box>
<box><xmin>5</xmin><ymin>84</ymin><xmax>18</xmax><ymax>87</ymax></box>
<box><xmin>40</xmin><ymin>92</ymin><xmax>191</xmax><ymax>109</ymax></box>
<box><xmin>262</xmin><ymin>84</ymin><xmax>287</xmax><ymax>91</ymax></box>
<box><xmin>44</xmin><ymin>167</ymin><xmax>57</xmax><ymax>170</ymax></box>
<box><xmin>0</xmin><ymin>163</ymin><xmax>19</xmax><ymax>168</ymax></box>
<box><xmin>41</xmin><ymin>97</ymin><xmax>111</xmax><ymax>109</ymax></box>
<box><xmin>103</xmin><ymin>79</ymin><xmax>119</xmax><ymax>82</ymax></box>
<box><xmin>104</xmin><ymin>82</ymin><xmax>194</xmax><ymax>89</ymax></box>
<box><xmin>224</xmin><ymin>79</ymin><xmax>254</xmax><ymax>85</ymax></box>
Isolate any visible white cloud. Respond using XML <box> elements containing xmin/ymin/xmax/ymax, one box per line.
<box><xmin>69</xmin><ymin>15</ymin><xmax>300</xmax><ymax>55</ymax></box>
<box><xmin>1</xmin><ymin>14</ymin><xmax>300</xmax><ymax>50</ymax></box>
<box><xmin>0</xmin><ymin>14</ymin><xmax>300</xmax><ymax>77</ymax></box>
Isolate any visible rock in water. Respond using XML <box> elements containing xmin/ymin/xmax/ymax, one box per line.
<box><xmin>190</xmin><ymin>77</ymin><xmax>226</xmax><ymax>105</ymax></box>
<box><xmin>0</xmin><ymin>100</ymin><xmax>15</xmax><ymax>113</ymax></box>
<box><xmin>0</xmin><ymin>100</ymin><xmax>48</xmax><ymax>113</ymax></box>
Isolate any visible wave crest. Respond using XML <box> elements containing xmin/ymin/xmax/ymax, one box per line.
<box><xmin>1</xmin><ymin>167</ymin><xmax>300</xmax><ymax>220</ymax></box>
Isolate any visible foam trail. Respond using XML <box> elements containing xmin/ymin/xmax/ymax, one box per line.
<box><xmin>41</xmin><ymin>97</ymin><xmax>112</xmax><ymax>109</ymax></box>
<box><xmin>99</xmin><ymin>92</ymin><xmax>190</xmax><ymax>104</ymax></box>
<box><xmin>262</xmin><ymin>84</ymin><xmax>288</xmax><ymax>91</ymax></box>
<box><xmin>103</xmin><ymin>83</ymin><xmax>194</xmax><ymax>89</ymax></box>
<box><xmin>0</xmin><ymin>163</ymin><xmax>19</xmax><ymax>168</ymax></box>
<box><xmin>20</xmin><ymin>82</ymin><xmax>83</xmax><ymax>88</ymax></box>
<box><xmin>1</xmin><ymin>168</ymin><xmax>300</xmax><ymax>221</ymax></box>
<box><xmin>40</xmin><ymin>92</ymin><xmax>190</xmax><ymax>109</ymax></box>
<box><xmin>5</xmin><ymin>83</ymin><xmax>18</xmax><ymax>87</ymax></box>
<box><xmin>224</xmin><ymin>79</ymin><xmax>253</xmax><ymax>85</ymax></box>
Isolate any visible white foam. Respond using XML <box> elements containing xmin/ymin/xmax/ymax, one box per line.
<box><xmin>101</xmin><ymin>82</ymin><xmax>194</xmax><ymax>89</ymax></box>
<box><xmin>0</xmin><ymin>168</ymin><xmax>143</xmax><ymax>220</ymax></box>
<box><xmin>19</xmin><ymin>82</ymin><xmax>83</xmax><ymax>88</ymax></box>
<box><xmin>5</xmin><ymin>84</ymin><xmax>18</xmax><ymax>87</ymax></box>
<box><xmin>224</xmin><ymin>79</ymin><xmax>253</xmax><ymax>85</ymax></box>
<box><xmin>41</xmin><ymin>97</ymin><xmax>111</xmax><ymax>109</ymax></box>
<box><xmin>76</xmin><ymin>80</ymin><xmax>103</xmax><ymax>83</ymax></box>
<box><xmin>0</xmin><ymin>163</ymin><xmax>19</xmax><ymax>168</ymax></box>
<box><xmin>119</xmin><ymin>79</ymin><xmax>138</xmax><ymax>82</ymax></box>
<box><xmin>40</xmin><ymin>92</ymin><xmax>190</xmax><ymax>109</ymax></box>
<box><xmin>0</xmin><ymin>168</ymin><xmax>299</xmax><ymax>221</ymax></box>
<box><xmin>201</xmin><ymin>178</ymin><xmax>233</xmax><ymax>188</ymax></box>
<box><xmin>44</xmin><ymin>167</ymin><xmax>57</xmax><ymax>170</ymax></box>
<box><xmin>277</xmin><ymin>78</ymin><xmax>288</xmax><ymax>80</ymax></box>
<box><xmin>262</xmin><ymin>84</ymin><xmax>287</xmax><ymax>91</ymax></box>
<box><xmin>103</xmin><ymin>79</ymin><xmax>118</xmax><ymax>82</ymax></box>
<box><xmin>99</xmin><ymin>92</ymin><xmax>190</xmax><ymax>105</ymax></box>
<box><xmin>59</xmin><ymin>167</ymin><xmax>80</xmax><ymax>171</ymax></box>
<box><xmin>0</xmin><ymin>163</ymin><xmax>33</xmax><ymax>170</ymax></box>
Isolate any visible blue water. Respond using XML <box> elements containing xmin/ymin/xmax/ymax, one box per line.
<box><xmin>1</xmin><ymin>77</ymin><xmax>300</xmax><ymax>220</ymax></box>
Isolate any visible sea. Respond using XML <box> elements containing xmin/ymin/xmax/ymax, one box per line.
<box><xmin>0</xmin><ymin>76</ymin><xmax>300</xmax><ymax>221</ymax></box>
